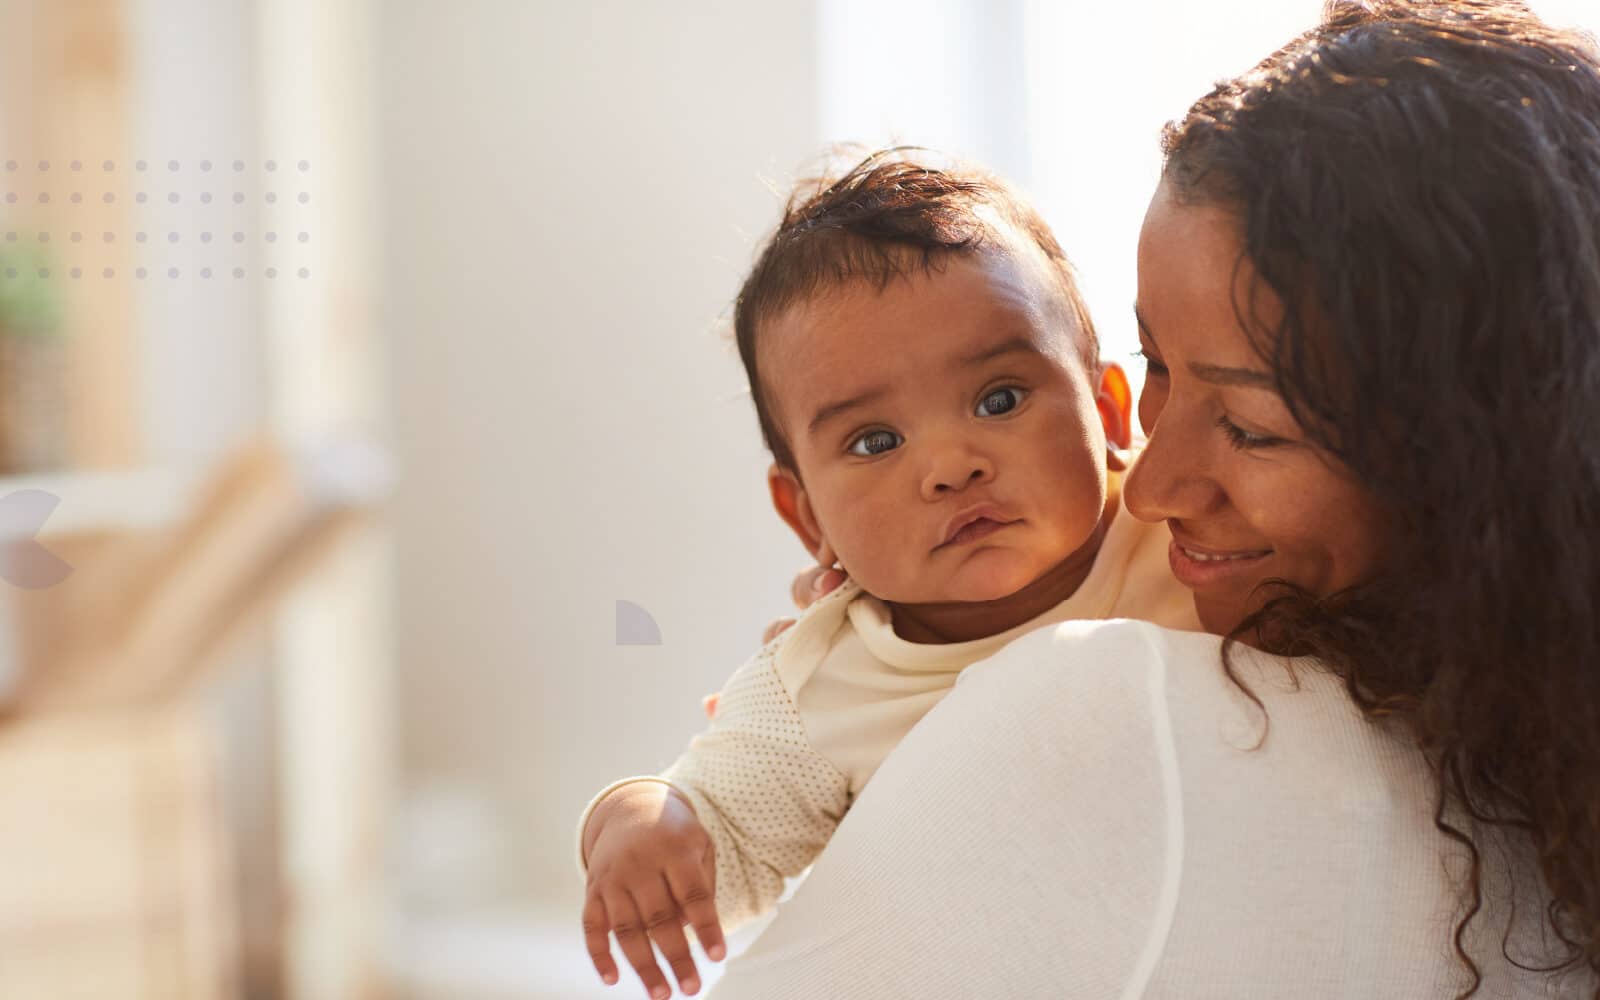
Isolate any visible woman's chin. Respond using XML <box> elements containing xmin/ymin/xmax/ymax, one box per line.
<box><xmin>1193</xmin><ymin>593</ymin><xmax>1253</xmax><ymax>638</ymax></box>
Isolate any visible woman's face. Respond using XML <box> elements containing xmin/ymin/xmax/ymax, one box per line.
<box><xmin>1124</xmin><ymin>180</ymin><xmax>1388</xmax><ymax>636</ymax></box>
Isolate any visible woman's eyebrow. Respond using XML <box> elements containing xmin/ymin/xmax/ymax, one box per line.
<box><xmin>1187</xmin><ymin>362</ymin><xmax>1277</xmax><ymax>390</ymax></box>
<box><xmin>1134</xmin><ymin>304</ymin><xmax>1275</xmax><ymax>389</ymax></box>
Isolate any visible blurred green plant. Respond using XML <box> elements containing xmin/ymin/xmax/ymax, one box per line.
<box><xmin>0</xmin><ymin>245</ymin><xmax>63</xmax><ymax>336</ymax></box>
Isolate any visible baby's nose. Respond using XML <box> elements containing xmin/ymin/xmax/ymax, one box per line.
<box><xmin>921</xmin><ymin>456</ymin><xmax>994</xmax><ymax>500</ymax></box>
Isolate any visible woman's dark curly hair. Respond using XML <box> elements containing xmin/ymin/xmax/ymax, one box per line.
<box><xmin>1161</xmin><ymin>0</ymin><xmax>1600</xmax><ymax>993</ymax></box>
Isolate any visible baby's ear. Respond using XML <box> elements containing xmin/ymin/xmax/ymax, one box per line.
<box><xmin>1095</xmin><ymin>361</ymin><xmax>1133</xmax><ymax>451</ymax></box>
<box><xmin>767</xmin><ymin>463</ymin><xmax>837</xmax><ymax>567</ymax></box>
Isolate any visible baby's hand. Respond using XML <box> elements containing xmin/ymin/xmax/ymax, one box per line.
<box><xmin>756</xmin><ymin>565</ymin><xmax>848</xmax><ymax>644</ymax></box>
<box><xmin>582</xmin><ymin>782</ymin><xmax>725</xmax><ymax>998</ymax></box>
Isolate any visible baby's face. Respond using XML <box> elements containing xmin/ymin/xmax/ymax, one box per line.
<box><xmin>762</xmin><ymin>249</ymin><xmax>1110</xmax><ymax>604</ymax></box>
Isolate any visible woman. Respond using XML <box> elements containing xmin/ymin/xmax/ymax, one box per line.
<box><xmin>708</xmin><ymin>1</ymin><xmax>1600</xmax><ymax>996</ymax></box>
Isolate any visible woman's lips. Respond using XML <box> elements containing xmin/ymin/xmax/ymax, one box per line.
<box><xmin>1167</xmin><ymin>539</ymin><xmax>1273</xmax><ymax>589</ymax></box>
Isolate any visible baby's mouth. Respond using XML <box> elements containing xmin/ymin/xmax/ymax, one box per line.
<box><xmin>938</xmin><ymin>516</ymin><xmax>1016</xmax><ymax>549</ymax></box>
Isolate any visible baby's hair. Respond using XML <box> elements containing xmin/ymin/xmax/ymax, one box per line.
<box><xmin>732</xmin><ymin>147</ymin><xmax>1097</xmax><ymax>474</ymax></box>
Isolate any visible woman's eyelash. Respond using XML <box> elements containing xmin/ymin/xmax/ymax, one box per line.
<box><xmin>1215</xmin><ymin>414</ymin><xmax>1281</xmax><ymax>450</ymax></box>
<box><xmin>1133</xmin><ymin>347</ymin><xmax>1169</xmax><ymax>376</ymax></box>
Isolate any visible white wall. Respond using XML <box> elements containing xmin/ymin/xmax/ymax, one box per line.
<box><xmin>379</xmin><ymin>2</ymin><xmax>821</xmax><ymax>904</ymax></box>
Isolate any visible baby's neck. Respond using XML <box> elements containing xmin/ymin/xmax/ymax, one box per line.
<box><xmin>887</xmin><ymin>488</ymin><xmax>1119</xmax><ymax>645</ymax></box>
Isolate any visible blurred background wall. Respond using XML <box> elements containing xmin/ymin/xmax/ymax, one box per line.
<box><xmin>0</xmin><ymin>1</ymin><xmax>1595</xmax><ymax>998</ymax></box>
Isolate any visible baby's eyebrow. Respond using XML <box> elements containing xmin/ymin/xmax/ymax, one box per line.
<box><xmin>808</xmin><ymin>384</ymin><xmax>891</xmax><ymax>435</ymax></box>
<box><xmin>955</xmin><ymin>335</ymin><xmax>1039</xmax><ymax>368</ymax></box>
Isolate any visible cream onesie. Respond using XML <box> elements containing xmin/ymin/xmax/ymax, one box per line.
<box><xmin>577</xmin><ymin>491</ymin><xmax>1200</xmax><ymax>930</ymax></box>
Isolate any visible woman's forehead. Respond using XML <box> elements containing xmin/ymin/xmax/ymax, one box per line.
<box><xmin>1137</xmin><ymin>184</ymin><xmax>1282</xmax><ymax>361</ymax></box>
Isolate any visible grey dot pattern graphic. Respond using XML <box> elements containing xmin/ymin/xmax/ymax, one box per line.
<box><xmin>0</xmin><ymin>160</ymin><xmax>315</xmax><ymax>280</ymax></box>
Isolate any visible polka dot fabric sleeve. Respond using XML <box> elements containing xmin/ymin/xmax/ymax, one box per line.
<box><xmin>658</xmin><ymin>637</ymin><xmax>852</xmax><ymax>931</ymax></box>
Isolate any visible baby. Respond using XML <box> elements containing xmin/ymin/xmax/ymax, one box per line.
<box><xmin>578</xmin><ymin>149</ymin><xmax>1198</xmax><ymax>998</ymax></box>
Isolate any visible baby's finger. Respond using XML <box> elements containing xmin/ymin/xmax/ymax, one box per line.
<box><xmin>790</xmin><ymin>565</ymin><xmax>847</xmax><ymax>611</ymax></box>
<box><xmin>634</xmin><ymin>880</ymin><xmax>702</xmax><ymax>996</ymax></box>
<box><xmin>582</xmin><ymin>892</ymin><xmax>621</xmax><ymax>986</ymax></box>
<box><xmin>789</xmin><ymin>566</ymin><xmax>823</xmax><ymax>610</ymax></box>
<box><xmin>666</xmin><ymin>859</ymin><xmax>726</xmax><ymax>963</ymax></box>
<box><xmin>701</xmin><ymin>692</ymin><xmax>720</xmax><ymax>719</ymax></box>
<box><xmin>603</xmin><ymin>888</ymin><xmax>672</xmax><ymax>1000</ymax></box>
<box><xmin>761</xmin><ymin>617</ymin><xmax>797</xmax><ymax>645</ymax></box>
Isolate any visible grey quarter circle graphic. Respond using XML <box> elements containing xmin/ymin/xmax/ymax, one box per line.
<box><xmin>615</xmin><ymin>600</ymin><xmax>662</xmax><ymax>646</ymax></box>
<box><xmin>0</xmin><ymin>490</ymin><xmax>73</xmax><ymax>589</ymax></box>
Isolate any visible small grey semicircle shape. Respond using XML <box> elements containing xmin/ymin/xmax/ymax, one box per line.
<box><xmin>615</xmin><ymin>600</ymin><xmax>662</xmax><ymax>646</ymax></box>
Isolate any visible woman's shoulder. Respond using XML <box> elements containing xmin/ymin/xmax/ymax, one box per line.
<box><xmin>957</xmin><ymin>617</ymin><xmax>1225</xmax><ymax>698</ymax></box>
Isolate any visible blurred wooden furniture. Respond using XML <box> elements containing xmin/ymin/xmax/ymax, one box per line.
<box><xmin>0</xmin><ymin>436</ymin><xmax>385</xmax><ymax>998</ymax></box>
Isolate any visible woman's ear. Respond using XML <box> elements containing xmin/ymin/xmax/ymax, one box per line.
<box><xmin>768</xmin><ymin>463</ymin><xmax>839</xmax><ymax>568</ymax></box>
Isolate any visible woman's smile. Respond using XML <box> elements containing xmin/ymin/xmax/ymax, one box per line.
<box><xmin>1166</xmin><ymin>536</ymin><xmax>1273</xmax><ymax>590</ymax></box>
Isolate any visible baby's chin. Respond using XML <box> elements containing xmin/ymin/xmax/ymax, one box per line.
<box><xmin>876</xmin><ymin>552</ymin><xmax>1046</xmax><ymax>606</ymax></box>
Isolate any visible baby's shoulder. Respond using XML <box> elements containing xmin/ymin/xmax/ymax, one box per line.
<box><xmin>748</xmin><ymin>577</ymin><xmax>866</xmax><ymax>692</ymax></box>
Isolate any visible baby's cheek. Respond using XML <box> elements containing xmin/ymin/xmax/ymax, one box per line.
<box><xmin>848</xmin><ymin>512</ymin><xmax>937</xmax><ymax>598</ymax></box>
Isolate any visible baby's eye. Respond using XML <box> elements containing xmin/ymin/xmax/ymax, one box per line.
<box><xmin>848</xmin><ymin>429</ymin><xmax>903</xmax><ymax>457</ymax></box>
<box><xmin>976</xmin><ymin>386</ymin><xmax>1027</xmax><ymax>417</ymax></box>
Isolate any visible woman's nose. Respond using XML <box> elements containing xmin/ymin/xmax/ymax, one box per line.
<box><xmin>1123</xmin><ymin>407</ymin><xmax>1226</xmax><ymax>523</ymax></box>
<box><xmin>920</xmin><ymin>441</ymin><xmax>995</xmax><ymax>501</ymax></box>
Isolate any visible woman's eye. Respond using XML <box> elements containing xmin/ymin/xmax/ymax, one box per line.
<box><xmin>1216</xmin><ymin>415</ymin><xmax>1283</xmax><ymax>450</ymax></box>
<box><xmin>848</xmin><ymin>429</ymin><xmax>903</xmax><ymax>457</ymax></box>
<box><xmin>1135</xmin><ymin>347</ymin><xmax>1169</xmax><ymax>378</ymax></box>
<box><xmin>976</xmin><ymin>386</ymin><xmax>1026</xmax><ymax>417</ymax></box>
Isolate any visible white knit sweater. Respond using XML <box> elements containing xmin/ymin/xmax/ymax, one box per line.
<box><xmin>708</xmin><ymin>620</ymin><xmax>1594</xmax><ymax>999</ymax></box>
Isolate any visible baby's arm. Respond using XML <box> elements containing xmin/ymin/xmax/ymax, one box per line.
<box><xmin>579</xmin><ymin>633</ymin><xmax>853</xmax><ymax>994</ymax></box>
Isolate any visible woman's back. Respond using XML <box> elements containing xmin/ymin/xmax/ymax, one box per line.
<box><xmin>708</xmin><ymin>620</ymin><xmax>1590</xmax><ymax>998</ymax></box>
